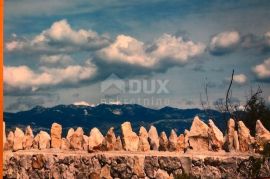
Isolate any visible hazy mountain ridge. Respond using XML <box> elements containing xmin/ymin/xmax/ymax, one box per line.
<box><xmin>4</xmin><ymin>104</ymin><xmax>225</xmax><ymax>136</ymax></box>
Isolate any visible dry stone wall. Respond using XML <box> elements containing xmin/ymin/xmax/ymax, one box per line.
<box><xmin>3</xmin><ymin>116</ymin><xmax>270</xmax><ymax>178</ymax></box>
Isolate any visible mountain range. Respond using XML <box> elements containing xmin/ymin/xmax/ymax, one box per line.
<box><xmin>4</xmin><ymin>104</ymin><xmax>226</xmax><ymax>136</ymax></box>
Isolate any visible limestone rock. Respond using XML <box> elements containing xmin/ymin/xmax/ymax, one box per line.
<box><xmin>100</xmin><ymin>165</ymin><xmax>112</xmax><ymax>179</ymax></box>
<box><xmin>83</xmin><ymin>135</ymin><xmax>89</xmax><ymax>151</ymax></box>
<box><xmin>121</xmin><ymin>122</ymin><xmax>139</xmax><ymax>151</ymax></box>
<box><xmin>233</xmin><ymin>131</ymin><xmax>239</xmax><ymax>151</ymax></box>
<box><xmin>176</xmin><ymin>134</ymin><xmax>185</xmax><ymax>152</ymax></box>
<box><xmin>5</xmin><ymin>131</ymin><xmax>14</xmax><ymax>150</ymax></box>
<box><xmin>188</xmin><ymin>116</ymin><xmax>209</xmax><ymax>151</ymax></box>
<box><xmin>60</xmin><ymin>138</ymin><xmax>70</xmax><ymax>150</ymax></box>
<box><xmin>23</xmin><ymin>126</ymin><xmax>34</xmax><ymax>149</ymax></box>
<box><xmin>103</xmin><ymin>127</ymin><xmax>117</xmax><ymax>151</ymax></box>
<box><xmin>32</xmin><ymin>134</ymin><xmax>40</xmax><ymax>149</ymax></box>
<box><xmin>138</xmin><ymin>126</ymin><xmax>150</xmax><ymax>152</ymax></box>
<box><xmin>238</xmin><ymin>121</ymin><xmax>254</xmax><ymax>152</ymax></box>
<box><xmin>184</xmin><ymin>130</ymin><xmax>190</xmax><ymax>150</ymax></box>
<box><xmin>3</xmin><ymin>122</ymin><xmax>6</xmax><ymax>148</ymax></box>
<box><xmin>115</xmin><ymin>136</ymin><xmax>123</xmax><ymax>151</ymax></box>
<box><xmin>133</xmin><ymin>156</ymin><xmax>145</xmax><ymax>177</ymax></box>
<box><xmin>255</xmin><ymin>120</ymin><xmax>270</xmax><ymax>151</ymax></box>
<box><xmin>168</xmin><ymin>130</ymin><xmax>178</xmax><ymax>151</ymax></box>
<box><xmin>225</xmin><ymin>118</ymin><xmax>235</xmax><ymax>152</ymax></box>
<box><xmin>13</xmin><ymin>128</ymin><xmax>24</xmax><ymax>151</ymax></box>
<box><xmin>208</xmin><ymin>120</ymin><xmax>224</xmax><ymax>151</ymax></box>
<box><xmin>66</xmin><ymin>128</ymin><xmax>74</xmax><ymax>142</ymax></box>
<box><xmin>155</xmin><ymin>169</ymin><xmax>172</xmax><ymax>179</ymax></box>
<box><xmin>38</xmin><ymin>131</ymin><xmax>51</xmax><ymax>149</ymax></box>
<box><xmin>148</xmin><ymin>125</ymin><xmax>159</xmax><ymax>150</ymax></box>
<box><xmin>159</xmin><ymin>132</ymin><xmax>168</xmax><ymax>151</ymax></box>
<box><xmin>70</xmin><ymin>127</ymin><xmax>84</xmax><ymax>150</ymax></box>
<box><xmin>88</xmin><ymin>127</ymin><xmax>104</xmax><ymax>151</ymax></box>
<box><xmin>50</xmin><ymin>123</ymin><xmax>62</xmax><ymax>149</ymax></box>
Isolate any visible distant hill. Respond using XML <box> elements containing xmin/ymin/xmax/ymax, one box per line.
<box><xmin>4</xmin><ymin>104</ymin><xmax>226</xmax><ymax>136</ymax></box>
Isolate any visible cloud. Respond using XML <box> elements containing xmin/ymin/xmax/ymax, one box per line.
<box><xmin>209</xmin><ymin>31</ymin><xmax>240</xmax><ymax>55</ymax></box>
<box><xmin>40</xmin><ymin>54</ymin><xmax>74</xmax><ymax>67</ymax></box>
<box><xmin>96</xmin><ymin>34</ymin><xmax>205</xmax><ymax>70</ymax></box>
<box><xmin>5</xmin><ymin>19</ymin><xmax>111</xmax><ymax>54</ymax></box>
<box><xmin>4</xmin><ymin>61</ymin><xmax>96</xmax><ymax>93</ymax></box>
<box><xmin>253</xmin><ymin>58</ymin><xmax>270</xmax><ymax>81</ymax></box>
<box><xmin>233</xmin><ymin>74</ymin><xmax>247</xmax><ymax>85</ymax></box>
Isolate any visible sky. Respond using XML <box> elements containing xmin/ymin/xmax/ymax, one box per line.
<box><xmin>4</xmin><ymin>0</ymin><xmax>270</xmax><ymax>112</ymax></box>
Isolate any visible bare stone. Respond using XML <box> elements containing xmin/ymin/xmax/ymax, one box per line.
<box><xmin>88</xmin><ymin>127</ymin><xmax>104</xmax><ymax>151</ymax></box>
<box><xmin>32</xmin><ymin>134</ymin><xmax>40</xmax><ymax>149</ymax></box>
<box><xmin>188</xmin><ymin>116</ymin><xmax>209</xmax><ymax>151</ymax></box>
<box><xmin>60</xmin><ymin>138</ymin><xmax>70</xmax><ymax>150</ymax></box>
<box><xmin>168</xmin><ymin>130</ymin><xmax>178</xmax><ymax>151</ymax></box>
<box><xmin>38</xmin><ymin>131</ymin><xmax>51</xmax><ymax>149</ymax></box>
<box><xmin>176</xmin><ymin>134</ymin><xmax>185</xmax><ymax>152</ymax></box>
<box><xmin>13</xmin><ymin>128</ymin><xmax>24</xmax><ymax>151</ymax></box>
<box><xmin>159</xmin><ymin>132</ymin><xmax>168</xmax><ymax>151</ymax></box>
<box><xmin>148</xmin><ymin>125</ymin><xmax>159</xmax><ymax>150</ymax></box>
<box><xmin>66</xmin><ymin>128</ymin><xmax>74</xmax><ymax>142</ymax></box>
<box><xmin>70</xmin><ymin>127</ymin><xmax>84</xmax><ymax>150</ymax></box>
<box><xmin>208</xmin><ymin>120</ymin><xmax>224</xmax><ymax>151</ymax></box>
<box><xmin>225</xmin><ymin>118</ymin><xmax>235</xmax><ymax>152</ymax></box>
<box><xmin>233</xmin><ymin>131</ymin><xmax>239</xmax><ymax>151</ymax></box>
<box><xmin>184</xmin><ymin>130</ymin><xmax>190</xmax><ymax>150</ymax></box>
<box><xmin>138</xmin><ymin>127</ymin><xmax>150</xmax><ymax>152</ymax></box>
<box><xmin>50</xmin><ymin>123</ymin><xmax>62</xmax><ymax>149</ymax></box>
<box><xmin>238</xmin><ymin>121</ymin><xmax>254</xmax><ymax>152</ymax></box>
<box><xmin>82</xmin><ymin>135</ymin><xmax>88</xmax><ymax>151</ymax></box>
<box><xmin>133</xmin><ymin>156</ymin><xmax>145</xmax><ymax>177</ymax></box>
<box><xmin>155</xmin><ymin>169</ymin><xmax>172</xmax><ymax>179</ymax></box>
<box><xmin>23</xmin><ymin>126</ymin><xmax>34</xmax><ymax>149</ymax></box>
<box><xmin>255</xmin><ymin>120</ymin><xmax>270</xmax><ymax>151</ymax></box>
<box><xmin>5</xmin><ymin>131</ymin><xmax>14</xmax><ymax>150</ymax></box>
<box><xmin>121</xmin><ymin>122</ymin><xmax>139</xmax><ymax>151</ymax></box>
<box><xmin>103</xmin><ymin>127</ymin><xmax>117</xmax><ymax>151</ymax></box>
<box><xmin>100</xmin><ymin>165</ymin><xmax>112</xmax><ymax>179</ymax></box>
<box><xmin>115</xmin><ymin>136</ymin><xmax>123</xmax><ymax>151</ymax></box>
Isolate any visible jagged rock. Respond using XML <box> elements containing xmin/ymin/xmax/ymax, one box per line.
<box><xmin>121</xmin><ymin>122</ymin><xmax>139</xmax><ymax>151</ymax></box>
<box><xmin>13</xmin><ymin>128</ymin><xmax>24</xmax><ymax>151</ymax></box>
<box><xmin>50</xmin><ymin>123</ymin><xmax>62</xmax><ymax>149</ymax></box>
<box><xmin>5</xmin><ymin>131</ymin><xmax>14</xmax><ymax>150</ymax></box>
<box><xmin>148</xmin><ymin>125</ymin><xmax>159</xmax><ymax>150</ymax></box>
<box><xmin>138</xmin><ymin>127</ymin><xmax>150</xmax><ymax>152</ymax></box>
<box><xmin>184</xmin><ymin>130</ymin><xmax>190</xmax><ymax>150</ymax></box>
<box><xmin>188</xmin><ymin>116</ymin><xmax>209</xmax><ymax>151</ymax></box>
<box><xmin>70</xmin><ymin>127</ymin><xmax>84</xmax><ymax>150</ymax></box>
<box><xmin>83</xmin><ymin>135</ymin><xmax>89</xmax><ymax>151</ymax></box>
<box><xmin>159</xmin><ymin>132</ymin><xmax>169</xmax><ymax>151</ymax></box>
<box><xmin>100</xmin><ymin>165</ymin><xmax>112</xmax><ymax>179</ymax></box>
<box><xmin>32</xmin><ymin>134</ymin><xmax>40</xmax><ymax>149</ymax></box>
<box><xmin>233</xmin><ymin>131</ymin><xmax>239</xmax><ymax>151</ymax></box>
<box><xmin>224</xmin><ymin>118</ymin><xmax>235</xmax><ymax>152</ymax></box>
<box><xmin>155</xmin><ymin>169</ymin><xmax>172</xmax><ymax>179</ymax></box>
<box><xmin>208</xmin><ymin>120</ymin><xmax>224</xmax><ymax>151</ymax></box>
<box><xmin>255</xmin><ymin>120</ymin><xmax>270</xmax><ymax>151</ymax></box>
<box><xmin>115</xmin><ymin>136</ymin><xmax>123</xmax><ymax>151</ymax></box>
<box><xmin>23</xmin><ymin>126</ymin><xmax>34</xmax><ymax>149</ymax></box>
<box><xmin>103</xmin><ymin>127</ymin><xmax>117</xmax><ymax>151</ymax></box>
<box><xmin>60</xmin><ymin>138</ymin><xmax>70</xmax><ymax>150</ymax></box>
<box><xmin>38</xmin><ymin>131</ymin><xmax>51</xmax><ymax>149</ymax></box>
<box><xmin>66</xmin><ymin>128</ymin><xmax>74</xmax><ymax>142</ymax></box>
<box><xmin>3</xmin><ymin>122</ymin><xmax>6</xmax><ymax>148</ymax></box>
<box><xmin>88</xmin><ymin>127</ymin><xmax>104</xmax><ymax>152</ymax></box>
<box><xmin>238</xmin><ymin>121</ymin><xmax>254</xmax><ymax>152</ymax></box>
<box><xmin>168</xmin><ymin>130</ymin><xmax>178</xmax><ymax>151</ymax></box>
<box><xmin>176</xmin><ymin>134</ymin><xmax>185</xmax><ymax>152</ymax></box>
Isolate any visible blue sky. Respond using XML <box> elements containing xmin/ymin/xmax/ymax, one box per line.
<box><xmin>4</xmin><ymin>0</ymin><xmax>270</xmax><ymax>111</ymax></box>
